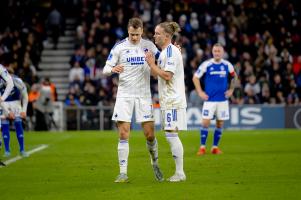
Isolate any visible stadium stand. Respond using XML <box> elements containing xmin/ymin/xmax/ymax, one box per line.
<box><xmin>0</xmin><ymin>0</ymin><xmax>300</xmax><ymax>109</ymax></box>
<box><xmin>67</xmin><ymin>0</ymin><xmax>300</xmax><ymax>107</ymax></box>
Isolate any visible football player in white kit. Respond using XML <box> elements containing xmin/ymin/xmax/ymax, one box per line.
<box><xmin>0</xmin><ymin>64</ymin><xmax>14</xmax><ymax>161</ymax></box>
<box><xmin>103</xmin><ymin>18</ymin><xmax>163</xmax><ymax>183</ymax></box>
<box><xmin>1</xmin><ymin>67</ymin><xmax>28</xmax><ymax>157</ymax></box>
<box><xmin>145</xmin><ymin>21</ymin><xmax>187</xmax><ymax>182</ymax></box>
<box><xmin>192</xmin><ymin>43</ymin><xmax>237</xmax><ymax>155</ymax></box>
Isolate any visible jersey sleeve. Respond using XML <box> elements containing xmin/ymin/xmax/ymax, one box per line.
<box><xmin>164</xmin><ymin>46</ymin><xmax>177</xmax><ymax>74</ymax></box>
<box><xmin>194</xmin><ymin>60</ymin><xmax>208</xmax><ymax>78</ymax></box>
<box><xmin>227</xmin><ymin>61</ymin><xmax>235</xmax><ymax>76</ymax></box>
<box><xmin>0</xmin><ymin>70</ymin><xmax>14</xmax><ymax>101</ymax></box>
<box><xmin>103</xmin><ymin>45</ymin><xmax>120</xmax><ymax>75</ymax></box>
<box><xmin>106</xmin><ymin>47</ymin><xmax>119</xmax><ymax>67</ymax></box>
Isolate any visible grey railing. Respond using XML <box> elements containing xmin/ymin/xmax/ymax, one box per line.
<box><xmin>63</xmin><ymin>104</ymin><xmax>114</xmax><ymax>131</ymax></box>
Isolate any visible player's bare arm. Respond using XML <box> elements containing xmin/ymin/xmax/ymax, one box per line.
<box><xmin>225</xmin><ymin>71</ymin><xmax>238</xmax><ymax>98</ymax></box>
<box><xmin>192</xmin><ymin>75</ymin><xmax>209</xmax><ymax>100</ymax></box>
<box><xmin>145</xmin><ymin>52</ymin><xmax>173</xmax><ymax>81</ymax></box>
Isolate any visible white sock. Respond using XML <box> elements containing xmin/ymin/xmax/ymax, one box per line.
<box><xmin>147</xmin><ymin>138</ymin><xmax>158</xmax><ymax>165</ymax></box>
<box><xmin>165</xmin><ymin>132</ymin><xmax>184</xmax><ymax>175</ymax></box>
<box><xmin>118</xmin><ymin>139</ymin><xmax>129</xmax><ymax>174</ymax></box>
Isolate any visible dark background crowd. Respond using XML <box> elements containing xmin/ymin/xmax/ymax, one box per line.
<box><xmin>1</xmin><ymin>0</ymin><xmax>301</xmax><ymax>110</ymax></box>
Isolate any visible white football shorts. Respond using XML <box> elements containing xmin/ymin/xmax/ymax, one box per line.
<box><xmin>161</xmin><ymin>108</ymin><xmax>187</xmax><ymax>131</ymax></box>
<box><xmin>201</xmin><ymin>101</ymin><xmax>230</xmax><ymax>120</ymax></box>
<box><xmin>112</xmin><ymin>97</ymin><xmax>154</xmax><ymax>123</ymax></box>
<box><xmin>0</xmin><ymin>101</ymin><xmax>22</xmax><ymax>119</ymax></box>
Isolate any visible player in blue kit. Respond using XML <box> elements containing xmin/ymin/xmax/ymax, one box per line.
<box><xmin>1</xmin><ymin>67</ymin><xmax>28</xmax><ymax>157</ymax></box>
<box><xmin>192</xmin><ymin>43</ymin><xmax>237</xmax><ymax>155</ymax></box>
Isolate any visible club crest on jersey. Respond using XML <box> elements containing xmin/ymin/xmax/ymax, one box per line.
<box><xmin>107</xmin><ymin>53</ymin><xmax>113</xmax><ymax>61</ymax></box>
<box><xmin>126</xmin><ymin>50</ymin><xmax>130</xmax><ymax>54</ymax></box>
<box><xmin>143</xmin><ymin>48</ymin><xmax>148</xmax><ymax>52</ymax></box>
<box><xmin>220</xmin><ymin>66</ymin><xmax>225</xmax><ymax>71</ymax></box>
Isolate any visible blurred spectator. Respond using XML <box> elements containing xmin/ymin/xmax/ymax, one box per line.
<box><xmin>42</xmin><ymin>77</ymin><xmax>58</xmax><ymax>102</ymax></box>
<box><xmin>244</xmin><ymin>75</ymin><xmax>261</xmax><ymax>95</ymax></box>
<box><xmin>69</xmin><ymin>61</ymin><xmax>85</xmax><ymax>83</ymax></box>
<box><xmin>65</xmin><ymin>93</ymin><xmax>81</xmax><ymax>106</ymax></box>
<box><xmin>293</xmin><ymin>55</ymin><xmax>301</xmax><ymax>76</ymax></box>
<box><xmin>33</xmin><ymin>81</ymin><xmax>55</xmax><ymax>131</ymax></box>
<box><xmin>231</xmin><ymin>79</ymin><xmax>244</xmax><ymax>105</ymax></box>
<box><xmin>271</xmin><ymin>74</ymin><xmax>285</xmax><ymax>99</ymax></box>
<box><xmin>259</xmin><ymin>82</ymin><xmax>271</xmax><ymax>104</ymax></box>
<box><xmin>287</xmin><ymin>88</ymin><xmax>300</xmax><ymax>105</ymax></box>
<box><xmin>244</xmin><ymin>88</ymin><xmax>260</xmax><ymax>104</ymax></box>
<box><xmin>46</xmin><ymin>6</ymin><xmax>64</xmax><ymax>49</ymax></box>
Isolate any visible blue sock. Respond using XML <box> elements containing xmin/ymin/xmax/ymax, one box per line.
<box><xmin>14</xmin><ymin>117</ymin><xmax>24</xmax><ymax>152</ymax></box>
<box><xmin>213</xmin><ymin>128</ymin><xmax>222</xmax><ymax>147</ymax></box>
<box><xmin>1</xmin><ymin>120</ymin><xmax>10</xmax><ymax>152</ymax></box>
<box><xmin>200</xmin><ymin>127</ymin><xmax>209</xmax><ymax>146</ymax></box>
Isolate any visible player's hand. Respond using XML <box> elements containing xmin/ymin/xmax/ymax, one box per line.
<box><xmin>198</xmin><ymin>91</ymin><xmax>209</xmax><ymax>100</ymax></box>
<box><xmin>20</xmin><ymin>112</ymin><xmax>27</xmax><ymax>119</ymax></box>
<box><xmin>145</xmin><ymin>51</ymin><xmax>155</xmax><ymax>67</ymax></box>
<box><xmin>225</xmin><ymin>89</ymin><xmax>234</xmax><ymax>98</ymax></box>
<box><xmin>0</xmin><ymin>97</ymin><xmax>3</xmax><ymax>103</ymax></box>
<box><xmin>8</xmin><ymin>112</ymin><xmax>15</xmax><ymax>120</ymax></box>
<box><xmin>174</xmin><ymin>42</ymin><xmax>182</xmax><ymax>52</ymax></box>
<box><xmin>112</xmin><ymin>65</ymin><xmax>124</xmax><ymax>74</ymax></box>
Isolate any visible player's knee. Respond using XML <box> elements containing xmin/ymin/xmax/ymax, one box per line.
<box><xmin>145</xmin><ymin>134</ymin><xmax>155</xmax><ymax>141</ymax></box>
<box><xmin>119</xmin><ymin>131</ymin><xmax>129</xmax><ymax>139</ymax></box>
<box><xmin>201</xmin><ymin>123</ymin><xmax>210</xmax><ymax>129</ymax></box>
<box><xmin>118</xmin><ymin>128</ymin><xmax>130</xmax><ymax>139</ymax></box>
<box><xmin>202</xmin><ymin>119</ymin><xmax>211</xmax><ymax>128</ymax></box>
<box><xmin>216</xmin><ymin>120</ymin><xmax>224</xmax><ymax>128</ymax></box>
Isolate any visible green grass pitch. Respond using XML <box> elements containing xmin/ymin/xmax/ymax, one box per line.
<box><xmin>0</xmin><ymin>129</ymin><xmax>300</xmax><ymax>200</ymax></box>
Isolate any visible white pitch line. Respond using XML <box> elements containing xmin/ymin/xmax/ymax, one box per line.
<box><xmin>0</xmin><ymin>144</ymin><xmax>48</xmax><ymax>168</ymax></box>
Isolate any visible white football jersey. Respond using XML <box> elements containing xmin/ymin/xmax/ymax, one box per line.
<box><xmin>0</xmin><ymin>64</ymin><xmax>14</xmax><ymax>101</ymax></box>
<box><xmin>157</xmin><ymin>44</ymin><xmax>187</xmax><ymax>110</ymax></box>
<box><xmin>104</xmin><ymin>38</ymin><xmax>160</xmax><ymax>98</ymax></box>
